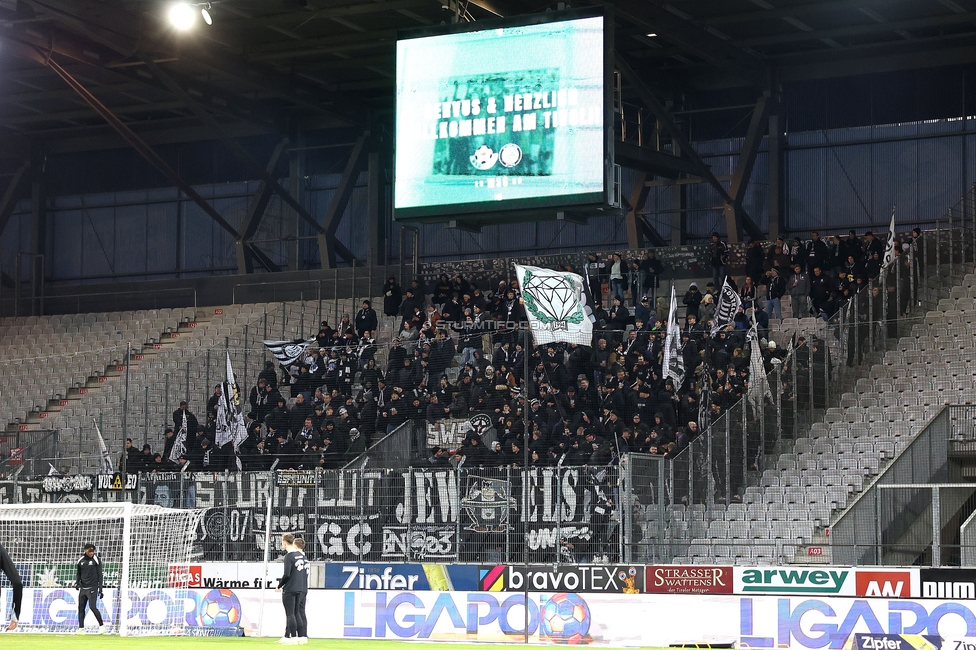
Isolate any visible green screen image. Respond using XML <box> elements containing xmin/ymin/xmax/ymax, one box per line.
<box><xmin>431</xmin><ymin>69</ymin><xmax>558</xmax><ymax>177</ymax></box>
<box><xmin>395</xmin><ymin>15</ymin><xmax>606</xmax><ymax>217</ymax></box>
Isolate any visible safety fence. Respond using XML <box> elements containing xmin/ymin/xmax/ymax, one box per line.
<box><xmin>831</xmin><ymin>405</ymin><xmax>976</xmax><ymax>567</ymax></box>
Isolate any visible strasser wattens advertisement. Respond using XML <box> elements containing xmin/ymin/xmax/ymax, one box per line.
<box><xmin>394</xmin><ymin>11</ymin><xmax>609</xmax><ymax>220</ymax></box>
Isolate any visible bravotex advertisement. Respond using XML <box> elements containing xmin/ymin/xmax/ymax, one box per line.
<box><xmin>394</xmin><ymin>11</ymin><xmax>609</xmax><ymax>219</ymax></box>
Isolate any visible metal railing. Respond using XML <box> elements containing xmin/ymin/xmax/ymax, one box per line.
<box><xmin>1</xmin><ymin>286</ymin><xmax>197</xmax><ymax>319</ymax></box>
<box><xmin>0</xmin><ymin>430</ymin><xmax>59</xmax><ymax>479</ymax></box>
<box><xmin>831</xmin><ymin>406</ymin><xmax>976</xmax><ymax>567</ymax></box>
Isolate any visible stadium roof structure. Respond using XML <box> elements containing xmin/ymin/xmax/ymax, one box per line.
<box><xmin>2</xmin><ymin>0</ymin><xmax>976</xmax><ymax>248</ymax></box>
<box><xmin>2</xmin><ymin>0</ymin><xmax>975</xmax><ymax>156</ymax></box>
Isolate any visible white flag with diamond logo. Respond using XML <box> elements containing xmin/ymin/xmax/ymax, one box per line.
<box><xmin>515</xmin><ymin>264</ymin><xmax>593</xmax><ymax>346</ymax></box>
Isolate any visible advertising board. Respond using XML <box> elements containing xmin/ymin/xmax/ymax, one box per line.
<box><xmin>7</xmin><ymin>588</ymin><xmax>976</xmax><ymax>646</ymax></box>
<box><xmin>167</xmin><ymin>562</ymin><xmax>284</xmax><ymax>589</ymax></box>
<box><xmin>325</xmin><ymin>563</ymin><xmax>478</xmax><ymax>591</ymax></box>
<box><xmin>734</xmin><ymin>566</ymin><xmax>857</xmax><ymax>596</ymax></box>
<box><xmin>477</xmin><ymin>564</ymin><xmax>644</xmax><ymax>594</ymax></box>
<box><xmin>920</xmin><ymin>569</ymin><xmax>976</xmax><ymax>599</ymax></box>
<box><xmin>855</xmin><ymin>570</ymin><xmax>920</xmax><ymax>598</ymax></box>
<box><xmin>645</xmin><ymin>566</ymin><xmax>733</xmax><ymax>594</ymax></box>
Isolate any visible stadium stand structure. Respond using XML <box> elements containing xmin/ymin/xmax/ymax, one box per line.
<box><xmin>661</xmin><ymin>257</ymin><xmax>974</xmax><ymax>565</ymax></box>
<box><xmin>1</xmin><ymin>298</ymin><xmax>368</xmax><ymax>473</ymax></box>
<box><xmin>1</xmin><ymin>216</ymin><xmax>967</xmax><ymax>569</ymax></box>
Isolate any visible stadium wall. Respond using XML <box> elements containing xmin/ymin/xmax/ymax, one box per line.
<box><xmin>3</xmin><ymin>118</ymin><xmax>976</xmax><ymax>283</ymax></box>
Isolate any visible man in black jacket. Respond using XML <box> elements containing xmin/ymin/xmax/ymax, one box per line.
<box><xmin>354</xmin><ymin>300</ymin><xmax>378</xmax><ymax>338</ymax></box>
<box><xmin>206</xmin><ymin>384</ymin><xmax>223</xmax><ymax>422</ymax></box>
<box><xmin>258</xmin><ymin>360</ymin><xmax>278</xmax><ymax>390</ymax></box>
<box><xmin>172</xmin><ymin>401</ymin><xmax>199</xmax><ymax>440</ymax></box>
<box><xmin>764</xmin><ymin>268</ymin><xmax>786</xmax><ymax>320</ymax></box>
<box><xmin>76</xmin><ymin>543</ymin><xmax>104</xmax><ymax>633</ymax></box>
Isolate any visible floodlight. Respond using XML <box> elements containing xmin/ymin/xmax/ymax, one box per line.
<box><xmin>169</xmin><ymin>3</ymin><xmax>196</xmax><ymax>30</ymax></box>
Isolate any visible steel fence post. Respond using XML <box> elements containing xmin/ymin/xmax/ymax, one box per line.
<box><xmin>358</xmin><ymin>469</ymin><xmax>365</xmax><ymax>563</ymax></box>
<box><xmin>314</xmin><ymin>471</ymin><xmax>321</xmax><ymax>560</ymax></box>
<box><xmin>505</xmin><ymin>464</ymin><xmax>511</xmax><ymax>564</ymax></box>
<box><xmin>456</xmin><ymin>467</ymin><xmax>462</xmax><ymax>562</ymax></box>
<box><xmin>405</xmin><ymin>467</ymin><xmax>413</xmax><ymax>561</ymax></box>
<box><xmin>932</xmin><ymin>485</ymin><xmax>942</xmax><ymax>568</ymax></box>
<box><xmin>222</xmin><ymin>470</ymin><xmax>229</xmax><ymax>562</ymax></box>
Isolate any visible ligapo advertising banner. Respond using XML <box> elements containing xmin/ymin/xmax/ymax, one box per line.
<box><xmin>7</xmin><ymin>588</ymin><xmax>976</xmax><ymax>646</ymax></box>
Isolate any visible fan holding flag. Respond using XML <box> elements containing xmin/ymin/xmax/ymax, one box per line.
<box><xmin>882</xmin><ymin>206</ymin><xmax>897</xmax><ymax>270</ymax></box>
<box><xmin>214</xmin><ymin>352</ymin><xmax>250</xmax><ymax>470</ymax></box>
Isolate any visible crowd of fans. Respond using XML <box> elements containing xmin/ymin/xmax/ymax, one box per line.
<box><xmin>124</xmin><ymin>229</ymin><xmax>918</xmax><ymax>476</ymax></box>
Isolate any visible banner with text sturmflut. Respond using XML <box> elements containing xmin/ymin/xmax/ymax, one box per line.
<box><xmin>0</xmin><ymin>466</ymin><xmax>618</xmax><ymax>563</ymax></box>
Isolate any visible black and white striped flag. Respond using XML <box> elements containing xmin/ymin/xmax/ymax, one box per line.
<box><xmin>882</xmin><ymin>206</ymin><xmax>897</xmax><ymax>269</ymax></box>
<box><xmin>746</xmin><ymin>324</ymin><xmax>772</xmax><ymax>408</ymax></box>
<box><xmin>698</xmin><ymin>379</ymin><xmax>711</xmax><ymax>432</ymax></box>
<box><xmin>662</xmin><ymin>285</ymin><xmax>685</xmax><ymax>388</ymax></box>
<box><xmin>169</xmin><ymin>410</ymin><xmax>188</xmax><ymax>464</ymax></box>
<box><xmin>710</xmin><ymin>277</ymin><xmax>742</xmax><ymax>335</ymax></box>
<box><xmin>262</xmin><ymin>338</ymin><xmax>315</xmax><ymax>368</ymax></box>
<box><xmin>92</xmin><ymin>418</ymin><xmax>114</xmax><ymax>473</ymax></box>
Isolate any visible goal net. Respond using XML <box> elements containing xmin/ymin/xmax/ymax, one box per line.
<box><xmin>0</xmin><ymin>502</ymin><xmax>204</xmax><ymax>636</ymax></box>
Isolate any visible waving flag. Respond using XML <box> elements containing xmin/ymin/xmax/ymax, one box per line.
<box><xmin>746</xmin><ymin>325</ymin><xmax>772</xmax><ymax>408</ymax></box>
<box><xmin>169</xmin><ymin>410</ymin><xmax>188</xmax><ymax>464</ymax></box>
<box><xmin>92</xmin><ymin>418</ymin><xmax>114</xmax><ymax>473</ymax></box>
<box><xmin>662</xmin><ymin>284</ymin><xmax>685</xmax><ymax>388</ymax></box>
<box><xmin>710</xmin><ymin>277</ymin><xmax>742</xmax><ymax>335</ymax></box>
<box><xmin>515</xmin><ymin>264</ymin><xmax>593</xmax><ymax>346</ymax></box>
<box><xmin>882</xmin><ymin>206</ymin><xmax>897</xmax><ymax>269</ymax></box>
<box><xmin>215</xmin><ymin>353</ymin><xmax>249</xmax><ymax>469</ymax></box>
<box><xmin>262</xmin><ymin>338</ymin><xmax>315</xmax><ymax>368</ymax></box>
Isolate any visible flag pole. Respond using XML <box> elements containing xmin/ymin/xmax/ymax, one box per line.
<box><xmin>122</xmin><ymin>342</ymin><xmax>130</xmax><ymax>477</ymax></box>
<box><xmin>522</xmin><ymin>320</ymin><xmax>531</xmax><ymax>644</ymax></box>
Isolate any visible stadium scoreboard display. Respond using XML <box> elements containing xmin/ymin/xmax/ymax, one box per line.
<box><xmin>394</xmin><ymin>8</ymin><xmax>614</xmax><ymax>224</ymax></box>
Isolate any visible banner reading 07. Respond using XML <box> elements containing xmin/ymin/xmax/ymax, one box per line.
<box><xmin>394</xmin><ymin>10</ymin><xmax>610</xmax><ymax>220</ymax></box>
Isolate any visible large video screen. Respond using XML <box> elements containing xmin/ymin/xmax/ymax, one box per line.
<box><xmin>394</xmin><ymin>10</ymin><xmax>611</xmax><ymax>221</ymax></box>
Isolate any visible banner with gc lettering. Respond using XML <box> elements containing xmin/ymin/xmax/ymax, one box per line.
<box><xmin>0</xmin><ymin>465</ymin><xmax>619</xmax><ymax>563</ymax></box>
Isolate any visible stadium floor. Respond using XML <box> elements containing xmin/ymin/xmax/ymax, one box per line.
<box><xmin>0</xmin><ymin>637</ymin><xmax>669</xmax><ymax>649</ymax></box>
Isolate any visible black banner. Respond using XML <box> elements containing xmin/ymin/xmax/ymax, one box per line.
<box><xmin>919</xmin><ymin>568</ymin><xmax>976</xmax><ymax>599</ymax></box>
<box><xmin>0</xmin><ymin>466</ymin><xmax>620</xmax><ymax>563</ymax></box>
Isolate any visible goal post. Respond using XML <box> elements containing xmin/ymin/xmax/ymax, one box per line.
<box><xmin>0</xmin><ymin>502</ymin><xmax>203</xmax><ymax>636</ymax></box>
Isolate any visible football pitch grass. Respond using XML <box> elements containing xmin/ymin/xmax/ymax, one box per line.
<box><xmin>0</xmin><ymin>637</ymin><xmax>672</xmax><ymax>650</ymax></box>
